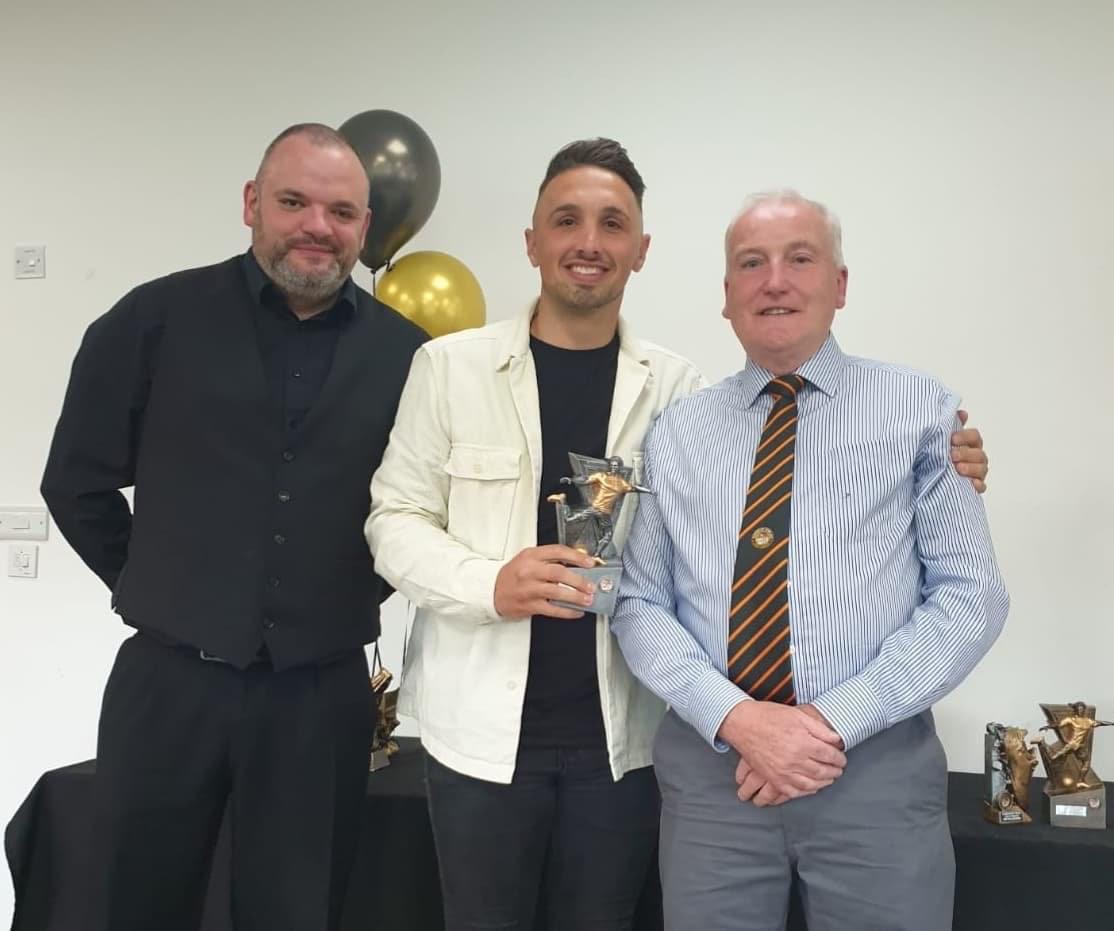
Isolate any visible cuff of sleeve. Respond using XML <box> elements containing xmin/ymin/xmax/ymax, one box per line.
<box><xmin>456</xmin><ymin>557</ymin><xmax>506</xmax><ymax>622</ymax></box>
<box><xmin>687</xmin><ymin>671</ymin><xmax>749</xmax><ymax>751</ymax></box>
<box><xmin>811</xmin><ymin>676</ymin><xmax>889</xmax><ymax>751</ymax></box>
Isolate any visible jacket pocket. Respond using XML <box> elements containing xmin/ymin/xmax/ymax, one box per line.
<box><xmin>443</xmin><ymin>444</ymin><xmax>522</xmax><ymax>558</ymax></box>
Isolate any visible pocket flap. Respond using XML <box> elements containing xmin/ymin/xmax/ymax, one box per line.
<box><xmin>444</xmin><ymin>444</ymin><xmax>521</xmax><ymax>480</ymax></box>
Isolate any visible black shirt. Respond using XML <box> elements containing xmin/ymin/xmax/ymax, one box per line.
<box><xmin>241</xmin><ymin>251</ymin><xmax>356</xmax><ymax>437</ymax></box>
<box><xmin>519</xmin><ymin>332</ymin><xmax>620</xmax><ymax>750</ymax></box>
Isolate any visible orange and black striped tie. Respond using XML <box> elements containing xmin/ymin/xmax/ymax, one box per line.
<box><xmin>727</xmin><ymin>374</ymin><xmax>806</xmax><ymax>704</ymax></box>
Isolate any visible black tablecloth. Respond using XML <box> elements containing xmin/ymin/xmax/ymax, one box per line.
<box><xmin>7</xmin><ymin>740</ymin><xmax>1113</xmax><ymax>929</ymax></box>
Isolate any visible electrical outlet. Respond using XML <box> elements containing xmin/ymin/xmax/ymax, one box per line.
<box><xmin>0</xmin><ymin>508</ymin><xmax>49</xmax><ymax>540</ymax></box>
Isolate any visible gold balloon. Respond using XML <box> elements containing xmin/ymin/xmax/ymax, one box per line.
<box><xmin>375</xmin><ymin>251</ymin><xmax>486</xmax><ymax>339</ymax></box>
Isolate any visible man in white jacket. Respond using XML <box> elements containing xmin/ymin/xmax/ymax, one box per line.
<box><xmin>365</xmin><ymin>140</ymin><xmax>989</xmax><ymax>931</ymax></box>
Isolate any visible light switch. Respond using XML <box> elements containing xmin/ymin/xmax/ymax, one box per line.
<box><xmin>7</xmin><ymin>544</ymin><xmax>38</xmax><ymax>579</ymax></box>
<box><xmin>14</xmin><ymin>244</ymin><xmax>46</xmax><ymax>279</ymax></box>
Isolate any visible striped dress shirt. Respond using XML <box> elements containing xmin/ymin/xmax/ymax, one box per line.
<box><xmin>611</xmin><ymin>335</ymin><xmax>1009</xmax><ymax>751</ymax></box>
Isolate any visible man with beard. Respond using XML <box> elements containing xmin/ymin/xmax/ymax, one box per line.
<box><xmin>365</xmin><ymin>143</ymin><xmax>990</xmax><ymax>930</ymax></box>
<box><xmin>41</xmin><ymin>123</ymin><xmax>426</xmax><ymax>931</ymax></box>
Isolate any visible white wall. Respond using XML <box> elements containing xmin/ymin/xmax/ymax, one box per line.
<box><xmin>3</xmin><ymin>0</ymin><xmax>1112</xmax><ymax>921</ymax></box>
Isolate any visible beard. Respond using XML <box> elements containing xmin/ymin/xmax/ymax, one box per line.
<box><xmin>544</xmin><ymin>278</ymin><xmax>624</xmax><ymax>316</ymax></box>
<box><xmin>255</xmin><ymin>229</ymin><xmax>351</xmax><ymax>305</ymax></box>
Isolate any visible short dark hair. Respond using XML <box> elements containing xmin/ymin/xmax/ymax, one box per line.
<box><xmin>538</xmin><ymin>138</ymin><xmax>646</xmax><ymax>208</ymax></box>
<box><xmin>256</xmin><ymin>122</ymin><xmax>361</xmax><ymax>182</ymax></box>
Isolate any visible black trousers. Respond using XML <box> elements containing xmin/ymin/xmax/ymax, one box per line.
<box><xmin>425</xmin><ymin>747</ymin><xmax>660</xmax><ymax>931</ymax></box>
<box><xmin>92</xmin><ymin>631</ymin><xmax>375</xmax><ymax>931</ymax></box>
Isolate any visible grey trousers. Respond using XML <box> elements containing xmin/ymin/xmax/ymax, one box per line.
<box><xmin>654</xmin><ymin>709</ymin><xmax>954</xmax><ymax>931</ymax></box>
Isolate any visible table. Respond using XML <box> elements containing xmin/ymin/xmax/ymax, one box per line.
<box><xmin>8</xmin><ymin>740</ymin><xmax>1113</xmax><ymax>929</ymax></box>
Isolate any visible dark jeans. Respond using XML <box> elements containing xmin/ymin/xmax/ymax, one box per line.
<box><xmin>93</xmin><ymin>632</ymin><xmax>374</xmax><ymax>931</ymax></box>
<box><xmin>425</xmin><ymin>747</ymin><xmax>660</xmax><ymax>931</ymax></box>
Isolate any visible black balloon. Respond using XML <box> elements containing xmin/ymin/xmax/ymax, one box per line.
<box><xmin>339</xmin><ymin>109</ymin><xmax>441</xmax><ymax>272</ymax></box>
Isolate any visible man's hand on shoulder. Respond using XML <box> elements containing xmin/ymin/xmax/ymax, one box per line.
<box><xmin>951</xmin><ymin>409</ymin><xmax>988</xmax><ymax>494</ymax></box>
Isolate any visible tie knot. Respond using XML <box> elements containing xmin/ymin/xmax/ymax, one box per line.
<box><xmin>765</xmin><ymin>374</ymin><xmax>806</xmax><ymax>402</ymax></box>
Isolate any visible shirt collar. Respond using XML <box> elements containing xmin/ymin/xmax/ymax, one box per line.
<box><xmin>240</xmin><ymin>249</ymin><xmax>357</xmax><ymax>324</ymax></box>
<box><xmin>733</xmin><ymin>333</ymin><xmax>846</xmax><ymax>408</ymax></box>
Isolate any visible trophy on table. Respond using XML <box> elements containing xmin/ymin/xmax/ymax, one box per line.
<box><xmin>368</xmin><ymin>644</ymin><xmax>401</xmax><ymax>772</ymax></box>
<box><xmin>1031</xmin><ymin>701</ymin><xmax>1112</xmax><ymax>829</ymax></box>
<box><xmin>546</xmin><ymin>453</ymin><xmax>650</xmax><ymax>615</ymax></box>
<box><xmin>983</xmin><ymin>722</ymin><xmax>1038</xmax><ymax>824</ymax></box>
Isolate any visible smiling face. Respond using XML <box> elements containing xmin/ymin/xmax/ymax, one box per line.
<box><xmin>525</xmin><ymin>165</ymin><xmax>650</xmax><ymax>320</ymax></box>
<box><xmin>243</xmin><ymin>132</ymin><xmax>370</xmax><ymax>315</ymax></box>
<box><xmin>723</xmin><ymin>198</ymin><xmax>848</xmax><ymax>374</ymax></box>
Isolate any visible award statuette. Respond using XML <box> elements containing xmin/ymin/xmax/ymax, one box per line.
<box><xmin>983</xmin><ymin>723</ymin><xmax>1038</xmax><ymax>824</ymax></box>
<box><xmin>546</xmin><ymin>453</ymin><xmax>650</xmax><ymax>615</ymax></box>
<box><xmin>369</xmin><ymin>645</ymin><xmax>401</xmax><ymax>772</ymax></box>
<box><xmin>1032</xmin><ymin>702</ymin><xmax>1112</xmax><ymax>829</ymax></box>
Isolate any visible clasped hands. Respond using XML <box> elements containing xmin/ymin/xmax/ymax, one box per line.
<box><xmin>718</xmin><ymin>701</ymin><xmax>847</xmax><ymax>808</ymax></box>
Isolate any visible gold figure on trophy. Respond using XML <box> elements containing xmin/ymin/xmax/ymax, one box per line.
<box><xmin>546</xmin><ymin>456</ymin><xmax>650</xmax><ymax>562</ymax></box>
<box><xmin>1033</xmin><ymin>702</ymin><xmax>1112</xmax><ymax>791</ymax></box>
<box><xmin>1031</xmin><ymin>702</ymin><xmax>1112</xmax><ymax>828</ymax></box>
<box><xmin>984</xmin><ymin>723</ymin><xmax>1038</xmax><ymax>824</ymax></box>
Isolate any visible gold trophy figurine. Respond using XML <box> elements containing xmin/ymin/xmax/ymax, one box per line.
<box><xmin>1032</xmin><ymin>702</ymin><xmax>1112</xmax><ymax>829</ymax></box>
<box><xmin>368</xmin><ymin>646</ymin><xmax>401</xmax><ymax>772</ymax></box>
<box><xmin>983</xmin><ymin>723</ymin><xmax>1038</xmax><ymax>824</ymax></box>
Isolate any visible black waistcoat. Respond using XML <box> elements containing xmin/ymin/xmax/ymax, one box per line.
<box><xmin>112</xmin><ymin>257</ymin><xmax>425</xmax><ymax>669</ymax></box>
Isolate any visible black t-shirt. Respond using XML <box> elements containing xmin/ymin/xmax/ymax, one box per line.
<box><xmin>519</xmin><ymin>332</ymin><xmax>620</xmax><ymax>750</ymax></box>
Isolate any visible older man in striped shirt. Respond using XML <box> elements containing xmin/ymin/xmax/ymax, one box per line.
<box><xmin>611</xmin><ymin>190</ymin><xmax>1009</xmax><ymax>931</ymax></box>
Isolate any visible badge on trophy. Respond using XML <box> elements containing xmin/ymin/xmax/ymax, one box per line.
<box><xmin>546</xmin><ymin>453</ymin><xmax>650</xmax><ymax>615</ymax></box>
<box><xmin>1031</xmin><ymin>701</ymin><xmax>1112</xmax><ymax>829</ymax></box>
<box><xmin>983</xmin><ymin>722</ymin><xmax>1038</xmax><ymax>824</ymax></box>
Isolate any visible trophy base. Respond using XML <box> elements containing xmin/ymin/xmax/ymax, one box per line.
<box><xmin>369</xmin><ymin>747</ymin><xmax>391</xmax><ymax>773</ymax></box>
<box><xmin>982</xmin><ymin>800</ymin><xmax>1030</xmax><ymax>825</ymax></box>
<box><xmin>550</xmin><ymin>563</ymin><xmax>622</xmax><ymax>616</ymax></box>
<box><xmin>1043</xmin><ymin>783</ymin><xmax>1105</xmax><ymax>829</ymax></box>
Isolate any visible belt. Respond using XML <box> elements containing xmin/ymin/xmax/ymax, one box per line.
<box><xmin>136</xmin><ymin>629</ymin><xmax>271</xmax><ymax>668</ymax></box>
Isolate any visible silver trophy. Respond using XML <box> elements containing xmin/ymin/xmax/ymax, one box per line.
<box><xmin>546</xmin><ymin>453</ymin><xmax>650</xmax><ymax>615</ymax></box>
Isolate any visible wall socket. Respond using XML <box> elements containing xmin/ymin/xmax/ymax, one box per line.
<box><xmin>0</xmin><ymin>508</ymin><xmax>49</xmax><ymax>540</ymax></box>
<box><xmin>7</xmin><ymin>544</ymin><xmax>38</xmax><ymax>579</ymax></box>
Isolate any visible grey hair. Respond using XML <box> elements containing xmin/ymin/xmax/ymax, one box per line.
<box><xmin>724</xmin><ymin>189</ymin><xmax>844</xmax><ymax>268</ymax></box>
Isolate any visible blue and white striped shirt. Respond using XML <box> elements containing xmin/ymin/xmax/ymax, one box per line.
<box><xmin>611</xmin><ymin>335</ymin><xmax>1008</xmax><ymax>751</ymax></box>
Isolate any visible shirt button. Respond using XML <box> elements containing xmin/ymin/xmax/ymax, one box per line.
<box><xmin>291</xmin><ymin>370</ymin><xmax>302</xmax><ymax>379</ymax></box>
<box><xmin>282</xmin><ymin>450</ymin><xmax>295</xmax><ymax>462</ymax></box>
<box><xmin>268</xmin><ymin>576</ymin><xmax>281</xmax><ymax>588</ymax></box>
<box><xmin>273</xmin><ymin>533</ymin><xmax>286</xmax><ymax>545</ymax></box>
<box><xmin>263</xmin><ymin>617</ymin><xmax>276</xmax><ymax>630</ymax></box>
<box><xmin>506</xmin><ymin>680</ymin><xmax>517</xmax><ymax>691</ymax></box>
<box><xmin>277</xmin><ymin>491</ymin><xmax>291</xmax><ymax>503</ymax></box>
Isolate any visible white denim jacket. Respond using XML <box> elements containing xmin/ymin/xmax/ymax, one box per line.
<box><xmin>366</xmin><ymin>306</ymin><xmax>705</xmax><ymax>783</ymax></box>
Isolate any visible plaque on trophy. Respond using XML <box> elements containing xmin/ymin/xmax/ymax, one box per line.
<box><xmin>546</xmin><ymin>453</ymin><xmax>650</xmax><ymax>615</ymax></box>
<box><xmin>1031</xmin><ymin>702</ymin><xmax>1111</xmax><ymax>829</ymax></box>
<box><xmin>983</xmin><ymin>722</ymin><xmax>1037</xmax><ymax>824</ymax></box>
